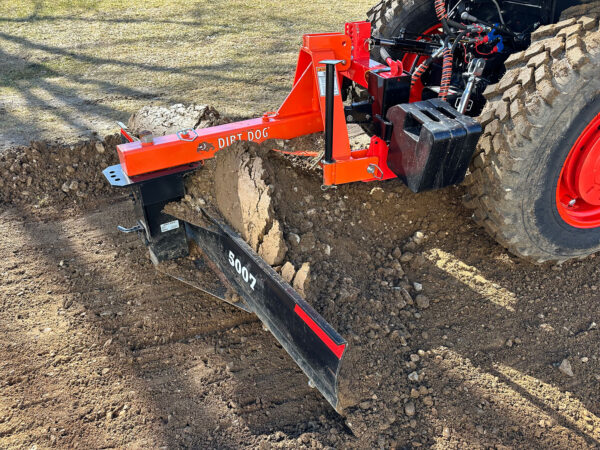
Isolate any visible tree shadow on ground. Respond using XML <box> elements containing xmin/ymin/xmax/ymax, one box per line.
<box><xmin>2</xmin><ymin>198</ymin><xmax>340</xmax><ymax>447</ymax></box>
<box><xmin>0</xmin><ymin>20</ymin><xmax>293</xmax><ymax>146</ymax></box>
<box><xmin>399</xmin><ymin>185</ymin><xmax>600</xmax><ymax>447</ymax></box>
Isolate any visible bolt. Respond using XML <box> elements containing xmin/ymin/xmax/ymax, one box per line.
<box><xmin>139</xmin><ymin>130</ymin><xmax>154</xmax><ymax>144</ymax></box>
<box><xmin>569</xmin><ymin>198</ymin><xmax>577</xmax><ymax>207</ymax></box>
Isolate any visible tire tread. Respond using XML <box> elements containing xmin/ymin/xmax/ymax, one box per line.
<box><xmin>465</xmin><ymin>16</ymin><xmax>600</xmax><ymax>263</ymax></box>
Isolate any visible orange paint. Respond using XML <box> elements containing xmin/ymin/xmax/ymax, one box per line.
<box><xmin>118</xmin><ymin>23</ymin><xmax>397</xmax><ymax>187</ymax></box>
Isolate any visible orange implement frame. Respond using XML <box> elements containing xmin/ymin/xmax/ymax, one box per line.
<box><xmin>117</xmin><ymin>24</ymin><xmax>396</xmax><ymax>186</ymax></box>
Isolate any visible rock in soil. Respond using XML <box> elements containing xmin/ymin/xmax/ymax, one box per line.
<box><xmin>559</xmin><ymin>358</ymin><xmax>575</xmax><ymax>377</ymax></box>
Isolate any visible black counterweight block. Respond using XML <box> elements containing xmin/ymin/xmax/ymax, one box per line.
<box><xmin>386</xmin><ymin>99</ymin><xmax>482</xmax><ymax>193</ymax></box>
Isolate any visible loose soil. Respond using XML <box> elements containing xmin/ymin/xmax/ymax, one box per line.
<box><xmin>1</xmin><ymin>105</ymin><xmax>600</xmax><ymax>449</ymax></box>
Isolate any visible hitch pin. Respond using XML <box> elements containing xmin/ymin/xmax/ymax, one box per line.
<box><xmin>367</xmin><ymin>163</ymin><xmax>384</xmax><ymax>180</ymax></box>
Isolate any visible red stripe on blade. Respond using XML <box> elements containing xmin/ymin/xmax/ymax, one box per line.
<box><xmin>294</xmin><ymin>304</ymin><xmax>345</xmax><ymax>359</ymax></box>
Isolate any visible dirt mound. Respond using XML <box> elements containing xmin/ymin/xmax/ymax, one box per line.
<box><xmin>128</xmin><ymin>104</ymin><xmax>225</xmax><ymax>136</ymax></box>
<box><xmin>0</xmin><ymin>135</ymin><xmax>121</xmax><ymax>207</ymax></box>
<box><xmin>0</xmin><ymin>103</ymin><xmax>227</xmax><ymax>209</ymax></box>
<box><xmin>164</xmin><ymin>135</ymin><xmax>424</xmax><ymax>438</ymax></box>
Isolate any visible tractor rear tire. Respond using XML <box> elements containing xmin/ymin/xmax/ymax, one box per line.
<box><xmin>367</xmin><ymin>0</ymin><xmax>438</xmax><ymax>62</ymax></box>
<box><xmin>360</xmin><ymin>0</ymin><xmax>438</xmax><ymax>136</ymax></box>
<box><xmin>464</xmin><ymin>17</ymin><xmax>600</xmax><ymax>263</ymax></box>
<box><xmin>560</xmin><ymin>1</ymin><xmax>600</xmax><ymax>21</ymax></box>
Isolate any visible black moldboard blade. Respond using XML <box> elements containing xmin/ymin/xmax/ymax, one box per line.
<box><xmin>185</xmin><ymin>212</ymin><xmax>347</xmax><ymax>412</ymax></box>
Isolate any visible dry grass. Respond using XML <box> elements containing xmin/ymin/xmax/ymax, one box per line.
<box><xmin>0</xmin><ymin>0</ymin><xmax>374</xmax><ymax>146</ymax></box>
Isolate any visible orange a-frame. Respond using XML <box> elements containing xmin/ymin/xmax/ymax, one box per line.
<box><xmin>116</xmin><ymin>22</ymin><xmax>397</xmax><ymax>186</ymax></box>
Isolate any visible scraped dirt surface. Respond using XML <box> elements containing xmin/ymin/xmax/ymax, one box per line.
<box><xmin>2</xmin><ymin>105</ymin><xmax>600</xmax><ymax>449</ymax></box>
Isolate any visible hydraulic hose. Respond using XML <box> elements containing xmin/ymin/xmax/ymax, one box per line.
<box><xmin>410</xmin><ymin>44</ymin><xmax>446</xmax><ymax>93</ymax></box>
<box><xmin>380</xmin><ymin>46</ymin><xmax>392</xmax><ymax>62</ymax></box>
<box><xmin>434</xmin><ymin>0</ymin><xmax>447</xmax><ymax>20</ymax></box>
<box><xmin>410</xmin><ymin>1</ymin><xmax>448</xmax><ymax>94</ymax></box>
<box><xmin>435</xmin><ymin>0</ymin><xmax>454</xmax><ymax>102</ymax></box>
<box><xmin>411</xmin><ymin>59</ymin><xmax>431</xmax><ymax>90</ymax></box>
<box><xmin>439</xmin><ymin>46</ymin><xmax>453</xmax><ymax>101</ymax></box>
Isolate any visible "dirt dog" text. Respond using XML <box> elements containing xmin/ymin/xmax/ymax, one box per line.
<box><xmin>217</xmin><ymin>127</ymin><xmax>270</xmax><ymax>149</ymax></box>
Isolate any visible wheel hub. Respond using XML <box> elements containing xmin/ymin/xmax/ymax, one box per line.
<box><xmin>576</xmin><ymin>136</ymin><xmax>600</xmax><ymax>205</ymax></box>
<box><xmin>557</xmin><ymin>113</ymin><xmax>600</xmax><ymax>228</ymax></box>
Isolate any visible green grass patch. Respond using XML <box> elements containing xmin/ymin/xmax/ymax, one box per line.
<box><xmin>0</xmin><ymin>0</ymin><xmax>375</xmax><ymax>143</ymax></box>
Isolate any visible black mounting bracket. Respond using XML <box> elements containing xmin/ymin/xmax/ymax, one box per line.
<box><xmin>103</xmin><ymin>162</ymin><xmax>202</xmax><ymax>263</ymax></box>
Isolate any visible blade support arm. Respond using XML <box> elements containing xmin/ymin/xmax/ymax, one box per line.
<box><xmin>118</xmin><ymin>112</ymin><xmax>323</xmax><ymax>177</ymax></box>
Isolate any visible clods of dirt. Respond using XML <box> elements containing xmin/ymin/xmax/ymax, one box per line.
<box><xmin>127</xmin><ymin>103</ymin><xmax>225</xmax><ymax>136</ymax></box>
<box><xmin>3</xmin><ymin>103</ymin><xmax>600</xmax><ymax>449</ymax></box>
<box><xmin>0</xmin><ymin>135</ymin><xmax>120</xmax><ymax>207</ymax></box>
<box><xmin>213</xmin><ymin>143</ymin><xmax>288</xmax><ymax>266</ymax></box>
<box><xmin>0</xmin><ymin>103</ymin><xmax>225</xmax><ymax>209</ymax></box>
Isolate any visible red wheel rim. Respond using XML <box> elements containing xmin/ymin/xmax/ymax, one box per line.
<box><xmin>556</xmin><ymin>112</ymin><xmax>600</xmax><ymax>228</ymax></box>
<box><xmin>402</xmin><ymin>24</ymin><xmax>443</xmax><ymax>102</ymax></box>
